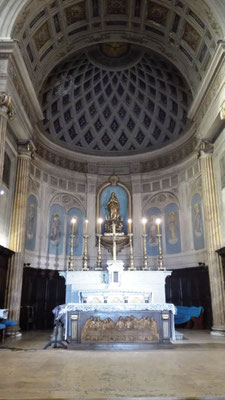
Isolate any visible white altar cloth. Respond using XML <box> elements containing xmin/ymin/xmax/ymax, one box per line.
<box><xmin>53</xmin><ymin>302</ymin><xmax>176</xmax><ymax>319</ymax></box>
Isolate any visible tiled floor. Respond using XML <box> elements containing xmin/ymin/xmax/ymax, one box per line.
<box><xmin>0</xmin><ymin>330</ymin><xmax>225</xmax><ymax>400</ymax></box>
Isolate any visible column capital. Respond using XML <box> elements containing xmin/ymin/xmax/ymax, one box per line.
<box><xmin>0</xmin><ymin>91</ymin><xmax>15</xmax><ymax>120</ymax></box>
<box><xmin>18</xmin><ymin>140</ymin><xmax>36</xmax><ymax>158</ymax></box>
<box><xmin>197</xmin><ymin>140</ymin><xmax>214</xmax><ymax>158</ymax></box>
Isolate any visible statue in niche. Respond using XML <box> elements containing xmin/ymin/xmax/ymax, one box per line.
<box><xmin>104</xmin><ymin>192</ymin><xmax>124</xmax><ymax>233</ymax></box>
<box><xmin>167</xmin><ymin>211</ymin><xmax>178</xmax><ymax>245</ymax></box>
<box><xmin>106</xmin><ymin>192</ymin><xmax>120</xmax><ymax>220</ymax></box>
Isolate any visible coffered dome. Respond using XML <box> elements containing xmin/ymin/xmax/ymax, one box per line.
<box><xmin>40</xmin><ymin>44</ymin><xmax>192</xmax><ymax>156</ymax></box>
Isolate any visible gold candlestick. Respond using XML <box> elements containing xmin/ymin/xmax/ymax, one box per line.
<box><xmin>68</xmin><ymin>216</ymin><xmax>77</xmax><ymax>271</ymax></box>
<box><xmin>96</xmin><ymin>218</ymin><xmax>103</xmax><ymax>269</ymax></box>
<box><xmin>128</xmin><ymin>233</ymin><xmax>135</xmax><ymax>270</ymax></box>
<box><xmin>142</xmin><ymin>217</ymin><xmax>148</xmax><ymax>270</ymax></box>
<box><xmin>156</xmin><ymin>218</ymin><xmax>165</xmax><ymax>271</ymax></box>
<box><xmin>82</xmin><ymin>236</ymin><xmax>89</xmax><ymax>271</ymax></box>
<box><xmin>128</xmin><ymin>219</ymin><xmax>135</xmax><ymax>270</ymax></box>
<box><xmin>96</xmin><ymin>234</ymin><xmax>102</xmax><ymax>269</ymax></box>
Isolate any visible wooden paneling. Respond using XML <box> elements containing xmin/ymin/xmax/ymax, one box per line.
<box><xmin>0</xmin><ymin>245</ymin><xmax>14</xmax><ymax>308</ymax></box>
<box><xmin>20</xmin><ymin>267</ymin><xmax>65</xmax><ymax>330</ymax></box>
<box><xmin>165</xmin><ymin>266</ymin><xmax>212</xmax><ymax>328</ymax></box>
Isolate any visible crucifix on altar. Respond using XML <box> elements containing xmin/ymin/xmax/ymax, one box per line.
<box><xmin>112</xmin><ymin>222</ymin><xmax>118</xmax><ymax>261</ymax></box>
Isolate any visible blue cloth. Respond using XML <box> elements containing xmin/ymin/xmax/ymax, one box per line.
<box><xmin>0</xmin><ymin>323</ymin><xmax>6</xmax><ymax>329</ymax></box>
<box><xmin>175</xmin><ymin>306</ymin><xmax>204</xmax><ymax>325</ymax></box>
<box><xmin>4</xmin><ymin>320</ymin><xmax>18</xmax><ymax>327</ymax></box>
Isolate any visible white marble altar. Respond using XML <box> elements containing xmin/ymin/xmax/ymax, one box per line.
<box><xmin>60</xmin><ymin>269</ymin><xmax>171</xmax><ymax>304</ymax></box>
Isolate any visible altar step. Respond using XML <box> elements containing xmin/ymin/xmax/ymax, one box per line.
<box><xmin>67</xmin><ymin>342</ymin><xmax>174</xmax><ymax>350</ymax></box>
<box><xmin>175</xmin><ymin>330</ymin><xmax>184</xmax><ymax>340</ymax></box>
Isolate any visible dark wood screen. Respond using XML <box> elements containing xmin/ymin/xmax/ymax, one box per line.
<box><xmin>165</xmin><ymin>266</ymin><xmax>212</xmax><ymax>328</ymax></box>
<box><xmin>20</xmin><ymin>267</ymin><xmax>65</xmax><ymax>330</ymax></box>
<box><xmin>0</xmin><ymin>245</ymin><xmax>14</xmax><ymax>308</ymax></box>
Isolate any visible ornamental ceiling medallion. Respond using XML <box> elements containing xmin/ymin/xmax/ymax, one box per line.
<box><xmin>101</xmin><ymin>43</ymin><xmax>129</xmax><ymax>58</ymax></box>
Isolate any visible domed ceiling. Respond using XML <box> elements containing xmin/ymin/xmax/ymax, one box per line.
<box><xmin>40</xmin><ymin>43</ymin><xmax>192</xmax><ymax>156</ymax></box>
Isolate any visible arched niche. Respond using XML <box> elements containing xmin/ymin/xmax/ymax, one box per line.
<box><xmin>65</xmin><ymin>207</ymin><xmax>84</xmax><ymax>257</ymax></box>
<box><xmin>96</xmin><ymin>176</ymin><xmax>131</xmax><ymax>234</ymax></box>
<box><xmin>191</xmin><ymin>193</ymin><xmax>205</xmax><ymax>250</ymax></box>
<box><xmin>165</xmin><ymin>203</ymin><xmax>181</xmax><ymax>254</ymax></box>
<box><xmin>143</xmin><ymin>192</ymin><xmax>181</xmax><ymax>255</ymax></box>
<box><xmin>145</xmin><ymin>207</ymin><xmax>162</xmax><ymax>257</ymax></box>
<box><xmin>48</xmin><ymin>204</ymin><xmax>65</xmax><ymax>256</ymax></box>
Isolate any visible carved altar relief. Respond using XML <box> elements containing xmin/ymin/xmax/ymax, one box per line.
<box><xmin>81</xmin><ymin>315</ymin><xmax>159</xmax><ymax>342</ymax></box>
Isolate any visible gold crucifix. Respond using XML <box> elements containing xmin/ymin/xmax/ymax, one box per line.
<box><xmin>112</xmin><ymin>222</ymin><xmax>117</xmax><ymax>261</ymax></box>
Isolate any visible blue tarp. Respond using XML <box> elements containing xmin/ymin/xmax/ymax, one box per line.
<box><xmin>174</xmin><ymin>306</ymin><xmax>204</xmax><ymax>325</ymax></box>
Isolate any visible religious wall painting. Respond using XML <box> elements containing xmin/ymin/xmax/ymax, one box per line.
<box><xmin>25</xmin><ymin>195</ymin><xmax>38</xmax><ymax>251</ymax></box>
<box><xmin>165</xmin><ymin>203</ymin><xmax>181</xmax><ymax>254</ymax></box>
<box><xmin>145</xmin><ymin>207</ymin><xmax>161</xmax><ymax>256</ymax></box>
<box><xmin>100</xmin><ymin>186</ymin><xmax>128</xmax><ymax>234</ymax></box>
<box><xmin>191</xmin><ymin>193</ymin><xmax>205</xmax><ymax>250</ymax></box>
<box><xmin>146</xmin><ymin>1</ymin><xmax>169</xmax><ymax>26</ymax></box>
<box><xmin>182</xmin><ymin>22</ymin><xmax>201</xmax><ymax>52</ymax></box>
<box><xmin>106</xmin><ymin>0</ymin><xmax>128</xmax><ymax>15</ymax></box>
<box><xmin>64</xmin><ymin>2</ymin><xmax>86</xmax><ymax>26</ymax></box>
<box><xmin>66</xmin><ymin>208</ymin><xmax>84</xmax><ymax>257</ymax></box>
<box><xmin>48</xmin><ymin>204</ymin><xmax>64</xmax><ymax>255</ymax></box>
<box><xmin>33</xmin><ymin>22</ymin><xmax>51</xmax><ymax>51</ymax></box>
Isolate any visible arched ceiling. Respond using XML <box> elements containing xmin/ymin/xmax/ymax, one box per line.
<box><xmin>40</xmin><ymin>44</ymin><xmax>192</xmax><ymax>156</ymax></box>
<box><xmin>1</xmin><ymin>0</ymin><xmax>224</xmax><ymax>159</ymax></box>
<box><xmin>11</xmin><ymin>0</ymin><xmax>223</xmax><ymax>94</ymax></box>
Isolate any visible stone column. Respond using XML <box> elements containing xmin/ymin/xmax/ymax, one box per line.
<box><xmin>199</xmin><ymin>141</ymin><xmax>225</xmax><ymax>335</ymax></box>
<box><xmin>0</xmin><ymin>92</ymin><xmax>14</xmax><ymax>185</ymax></box>
<box><xmin>5</xmin><ymin>141</ymin><xmax>34</xmax><ymax>331</ymax></box>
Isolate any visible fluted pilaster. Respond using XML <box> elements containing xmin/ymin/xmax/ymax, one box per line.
<box><xmin>0</xmin><ymin>92</ymin><xmax>14</xmax><ymax>185</ymax></box>
<box><xmin>5</xmin><ymin>142</ymin><xmax>33</xmax><ymax>326</ymax></box>
<box><xmin>199</xmin><ymin>142</ymin><xmax>225</xmax><ymax>333</ymax></box>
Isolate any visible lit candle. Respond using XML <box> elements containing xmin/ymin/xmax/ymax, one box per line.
<box><xmin>155</xmin><ymin>217</ymin><xmax>161</xmax><ymax>233</ymax></box>
<box><xmin>142</xmin><ymin>217</ymin><xmax>147</xmax><ymax>234</ymax></box>
<box><xmin>85</xmin><ymin>219</ymin><xmax>88</xmax><ymax>234</ymax></box>
<box><xmin>112</xmin><ymin>222</ymin><xmax>116</xmax><ymax>235</ymax></box>
<box><xmin>128</xmin><ymin>218</ymin><xmax>132</xmax><ymax>233</ymax></box>
<box><xmin>71</xmin><ymin>216</ymin><xmax>77</xmax><ymax>234</ymax></box>
<box><xmin>97</xmin><ymin>217</ymin><xmax>103</xmax><ymax>234</ymax></box>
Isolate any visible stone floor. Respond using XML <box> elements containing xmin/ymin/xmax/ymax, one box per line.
<box><xmin>0</xmin><ymin>330</ymin><xmax>225</xmax><ymax>400</ymax></box>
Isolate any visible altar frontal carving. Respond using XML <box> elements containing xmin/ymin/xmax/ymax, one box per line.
<box><xmin>81</xmin><ymin>315</ymin><xmax>159</xmax><ymax>342</ymax></box>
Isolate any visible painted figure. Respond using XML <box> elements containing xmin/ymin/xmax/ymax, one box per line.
<box><xmin>148</xmin><ymin>215</ymin><xmax>158</xmax><ymax>246</ymax></box>
<box><xmin>50</xmin><ymin>213</ymin><xmax>61</xmax><ymax>245</ymax></box>
<box><xmin>167</xmin><ymin>211</ymin><xmax>178</xmax><ymax>244</ymax></box>
<box><xmin>193</xmin><ymin>203</ymin><xmax>203</xmax><ymax>237</ymax></box>
<box><xmin>26</xmin><ymin>203</ymin><xmax>35</xmax><ymax>240</ymax></box>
